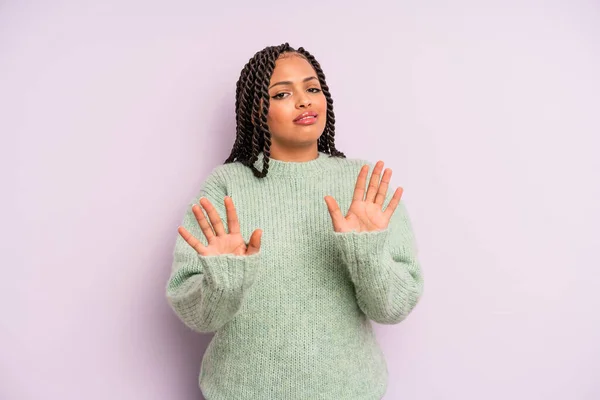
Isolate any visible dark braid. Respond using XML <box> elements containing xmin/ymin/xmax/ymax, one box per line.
<box><xmin>225</xmin><ymin>43</ymin><xmax>346</xmax><ymax>178</ymax></box>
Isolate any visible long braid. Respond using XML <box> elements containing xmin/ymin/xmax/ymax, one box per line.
<box><xmin>227</xmin><ymin>65</ymin><xmax>250</xmax><ymax>163</ymax></box>
<box><xmin>225</xmin><ymin>43</ymin><xmax>345</xmax><ymax>178</ymax></box>
<box><xmin>240</xmin><ymin>59</ymin><xmax>259</xmax><ymax>161</ymax></box>
<box><xmin>249</xmin><ymin>51</ymin><xmax>266</xmax><ymax>166</ymax></box>
<box><xmin>226</xmin><ymin>58</ymin><xmax>253</xmax><ymax>163</ymax></box>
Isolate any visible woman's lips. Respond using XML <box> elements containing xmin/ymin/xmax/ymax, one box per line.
<box><xmin>293</xmin><ymin>112</ymin><xmax>318</xmax><ymax>125</ymax></box>
<box><xmin>294</xmin><ymin>115</ymin><xmax>318</xmax><ymax>125</ymax></box>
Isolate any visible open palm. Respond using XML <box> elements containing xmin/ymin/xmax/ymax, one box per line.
<box><xmin>178</xmin><ymin>196</ymin><xmax>262</xmax><ymax>256</ymax></box>
<box><xmin>325</xmin><ymin>161</ymin><xmax>403</xmax><ymax>233</ymax></box>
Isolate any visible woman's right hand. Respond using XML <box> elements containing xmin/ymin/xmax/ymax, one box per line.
<box><xmin>178</xmin><ymin>196</ymin><xmax>262</xmax><ymax>256</ymax></box>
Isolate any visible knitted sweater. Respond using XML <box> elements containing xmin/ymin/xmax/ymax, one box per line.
<box><xmin>166</xmin><ymin>152</ymin><xmax>424</xmax><ymax>400</ymax></box>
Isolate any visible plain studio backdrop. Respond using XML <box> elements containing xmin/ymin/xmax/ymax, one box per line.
<box><xmin>1</xmin><ymin>1</ymin><xmax>599</xmax><ymax>399</ymax></box>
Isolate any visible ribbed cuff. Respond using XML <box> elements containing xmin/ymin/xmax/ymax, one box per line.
<box><xmin>198</xmin><ymin>252</ymin><xmax>261</xmax><ymax>292</ymax></box>
<box><xmin>333</xmin><ymin>228</ymin><xmax>389</xmax><ymax>263</ymax></box>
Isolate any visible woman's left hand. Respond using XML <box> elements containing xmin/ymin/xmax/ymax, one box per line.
<box><xmin>325</xmin><ymin>161</ymin><xmax>403</xmax><ymax>233</ymax></box>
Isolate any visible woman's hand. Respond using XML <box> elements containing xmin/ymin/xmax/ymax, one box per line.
<box><xmin>178</xmin><ymin>196</ymin><xmax>262</xmax><ymax>256</ymax></box>
<box><xmin>325</xmin><ymin>161</ymin><xmax>403</xmax><ymax>233</ymax></box>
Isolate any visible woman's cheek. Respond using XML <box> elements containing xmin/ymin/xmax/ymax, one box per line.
<box><xmin>269</xmin><ymin>104</ymin><xmax>284</xmax><ymax>122</ymax></box>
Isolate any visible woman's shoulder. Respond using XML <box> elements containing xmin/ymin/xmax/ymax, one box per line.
<box><xmin>338</xmin><ymin>154</ymin><xmax>374</xmax><ymax>167</ymax></box>
<box><xmin>330</xmin><ymin>153</ymin><xmax>375</xmax><ymax>173</ymax></box>
<box><xmin>188</xmin><ymin>162</ymin><xmax>250</xmax><ymax>202</ymax></box>
<box><xmin>202</xmin><ymin>161</ymin><xmax>252</xmax><ymax>187</ymax></box>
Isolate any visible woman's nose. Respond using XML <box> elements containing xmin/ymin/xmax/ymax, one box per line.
<box><xmin>297</xmin><ymin>98</ymin><xmax>312</xmax><ymax>108</ymax></box>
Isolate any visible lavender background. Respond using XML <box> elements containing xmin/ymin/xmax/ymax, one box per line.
<box><xmin>2</xmin><ymin>1</ymin><xmax>599</xmax><ymax>399</ymax></box>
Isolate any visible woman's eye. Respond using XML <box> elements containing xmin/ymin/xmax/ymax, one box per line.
<box><xmin>271</xmin><ymin>88</ymin><xmax>320</xmax><ymax>99</ymax></box>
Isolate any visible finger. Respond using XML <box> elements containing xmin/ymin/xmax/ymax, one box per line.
<box><xmin>191</xmin><ymin>204</ymin><xmax>215</xmax><ymax>241</ymax></box>
<box><xmin>178</xmin><ymin>225</ymin><xmax>207</xmax><ymax>255</ymax></box>
<box><xmin>246</xmin><ymin>229</ymin><xmax>263</xmax><ymax>255</ymax></box>
<box><xmin>365</xmin><ymin>161</ymin><xmax>384</xmax><ymax>203</ymax></box>
<box><xmin>224</xmin><ymin>196</ymin><xmax>240</xmax><ymax>234</ymax></box>
<box><xmin>324</xmin><ymin>196</ymin><xmax>344</xmax><ymax>231</ymax></box>
<box><xmin>200</xmin><ymin>197</ymin><xmax>226</xmax><ymax>236</ymax></box>
<box><xmin>374</xmin><ymin>168</ymin><xmax>392</xmax><ymax>207</ymax></box>
<box><xmin>352</xmin><ymin>165</ymin><xmax>369</xmax><ymax>201</ymax></box>
<box><xmin>383</xmin><ymin>187</ymin><xmax>404</xmax><ymax>221</ymax></box>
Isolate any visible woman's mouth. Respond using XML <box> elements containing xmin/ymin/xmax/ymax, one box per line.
<box><xmin>293</xmin><ymin>111</ymin><xmax>318</xmax><ymax>125</ymax></box>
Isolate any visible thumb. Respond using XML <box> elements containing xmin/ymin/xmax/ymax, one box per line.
<box><xmin>324</xmin><ymin>196</ymin><xmax>344</xmax><ymax>231</ymax></box>
<box><xmin>245</xmin><ymin>229</ymin><xmax>262</xmax><ymax>255</ymax></box>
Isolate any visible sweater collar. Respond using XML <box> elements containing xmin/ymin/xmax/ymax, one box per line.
<box><xmin>252</xmin><ymin>151</ymin><xmax>333</xmax><ymax>178</ymax></box>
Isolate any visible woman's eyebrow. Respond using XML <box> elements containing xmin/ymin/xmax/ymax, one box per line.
<box><xmin>269</xmin><ymin>76</ymin><xmax>318</xmax><ymax>89</ymax></box>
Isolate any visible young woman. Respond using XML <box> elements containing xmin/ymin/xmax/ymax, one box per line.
<box><xmin>166</xmin><ymin>43</ymin><xmax>424</xmax><ymax>400</ymax></box>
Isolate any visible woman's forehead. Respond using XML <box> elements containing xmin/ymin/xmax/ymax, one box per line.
<box><xmin>270</xmin><ymin>55</ymin><xmax>315</xmax><ymax>82</ymax></box>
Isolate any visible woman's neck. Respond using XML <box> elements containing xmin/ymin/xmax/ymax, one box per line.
<box><xmin>268</xmin><ymin>143</ymin><xmax>319</xmax><ymax>162</ymax></box>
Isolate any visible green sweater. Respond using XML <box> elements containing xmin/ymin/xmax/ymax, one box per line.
<box><xmin>166</xmin><ymin>152</ymin><xmax>424</xmax><ymax>400</ymax></box>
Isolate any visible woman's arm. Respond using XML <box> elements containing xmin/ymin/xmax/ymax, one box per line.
<box><xmin>333</xmin><ymin>198</ymin><xmax>424</xmax><ymax>324</ymax></box>
<box><xmin>166</xmin><ymin>173</ymin><xmax>262</xmax><ymax>333</ymax></box>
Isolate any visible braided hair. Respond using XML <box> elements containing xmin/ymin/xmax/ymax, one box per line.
<box><xmin>224</xmin><ymin>43</ymin><xmax>346</xmax><ymax>178</ymax></box>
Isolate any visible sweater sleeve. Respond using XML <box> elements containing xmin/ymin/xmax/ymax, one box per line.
<box><xmin>165</xmin><ymin>172</ymin><xmax>262</xmax><ymax>333</ymax></box>
<box><xmin>332</xmin><ymin>198</ymin><xmax>424</xmax><ymax>325</ymax></box>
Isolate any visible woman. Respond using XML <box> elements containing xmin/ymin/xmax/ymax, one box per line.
<box><xmin>166</xmin><ymin>43</ymin><xmax>424</xmax><ymax>400</ymax></box>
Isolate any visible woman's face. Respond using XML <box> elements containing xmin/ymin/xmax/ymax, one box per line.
<box><xmin>266</xmin><ymin>54</ymin><xmax>327</xmax><ymax>152</ymax></box>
